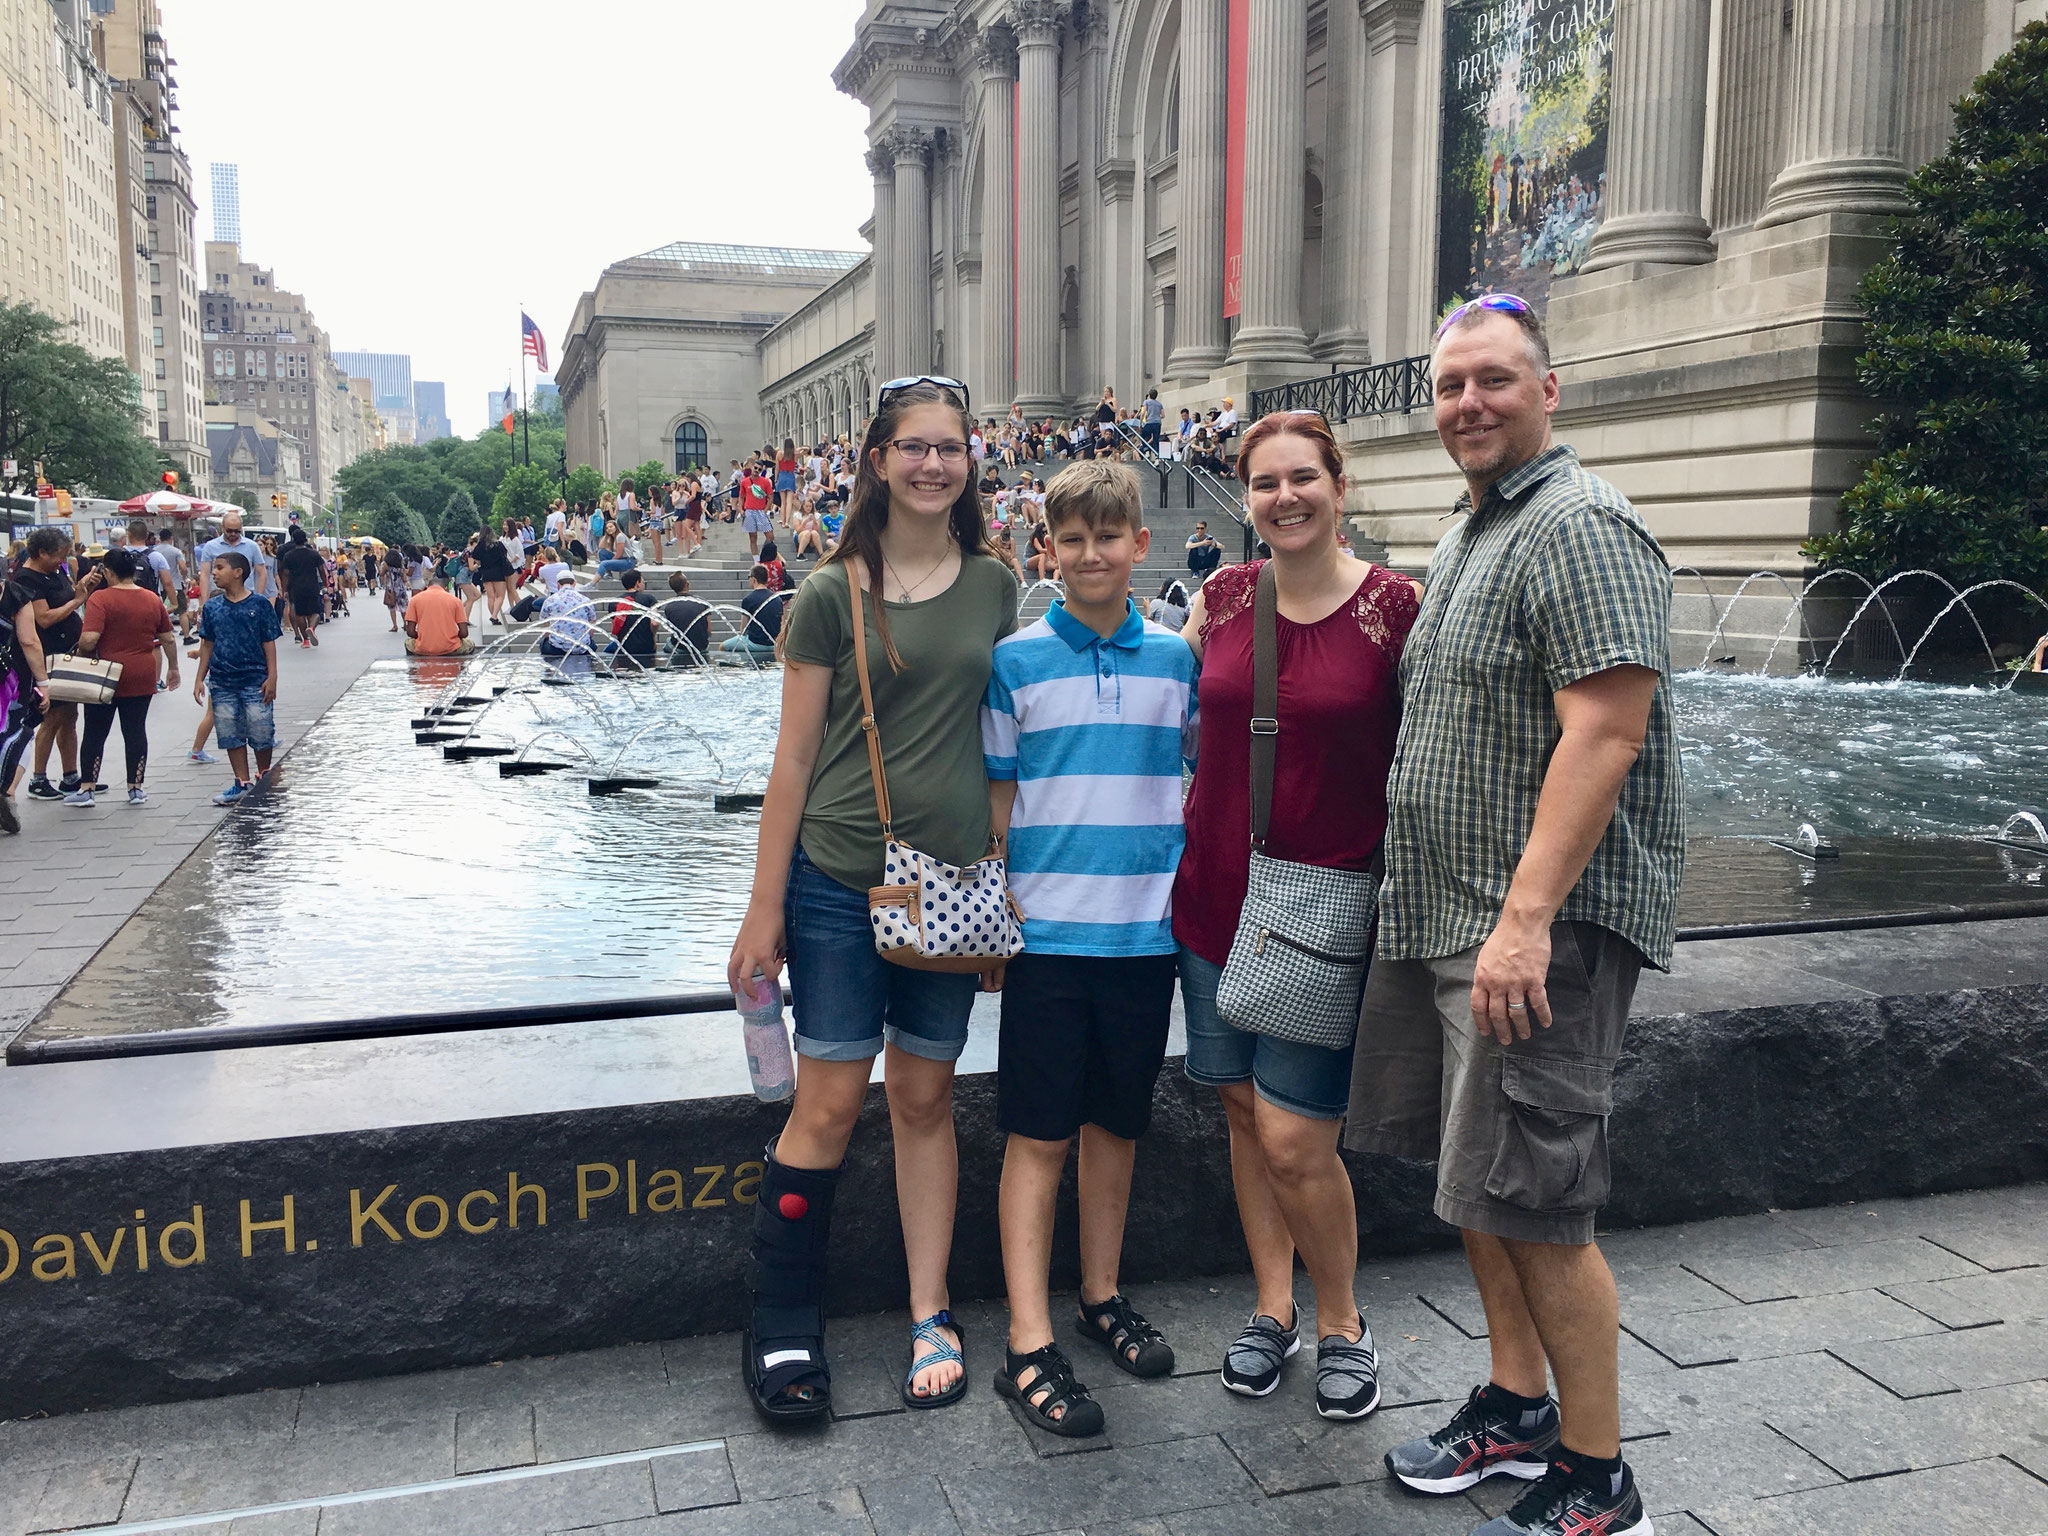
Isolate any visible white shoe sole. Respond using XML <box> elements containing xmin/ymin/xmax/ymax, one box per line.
<box><xmin>1315</xmin><ymin>1379</ymin><xmax>1381</xmax><ymax>1420</ymax></box>
<box><xmin>1393</xmin><ymin>1458</ymin><xmax>1551</xmax><ymax>1494</ymax></box>
<box><xmin>1220</xmin><ymin>1333</ymin><xmax>1301</xmax><ymax>1397</ymax></box>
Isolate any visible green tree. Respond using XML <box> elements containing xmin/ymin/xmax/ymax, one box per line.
<box><xmin>227</xmin><ymin>488</ymin><xmax>259</xmax><ymax>514</ymax></box>
<box><xmin>372</xmin><ymin>493</ymin><xmax>431</xmax><ymax>550</ymax></box>
<box><xmin>440</xmin><ymin>488</ymin><xmax>482</xmax><ymax>547</ymax></box>
<box><xmin>627</xmin><ymin>458</ymin><xmax>668</xmax><ymax>496</ymax></box>
<box><xmin>1805</xmin><ymin>21</ymin><xmax>2048</xmax><ymax>593</ymax></box>
<box><xmin>0</xmin><ymin>302</ymin><xmax>163</xmax><ymax>501</ymax></box>
<box><xmin>564</xmin><ymin>462</ymin><xmax>609</xmax><ymax>507</ymax></box>
<box><xmin>492</xmin><ymin>462</ymin><xmax>555</xmax><ymax>529</ymax></box>
<box><xmin>335</xmin><ymin>445</ymin><xmax>455</xmax><ymax>529</ymax></box>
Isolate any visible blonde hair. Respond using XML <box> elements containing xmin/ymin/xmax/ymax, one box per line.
<box><xmin>1043</xmin><ymin>460</ymin><xmax>1143</xmax><ymax>535</ymax></box>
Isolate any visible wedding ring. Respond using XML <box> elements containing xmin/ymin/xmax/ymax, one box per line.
<box><xmin>1506</xmin><ymin>1000</ymin><xmax>1528</xmax><ymax>1011</ymax></box>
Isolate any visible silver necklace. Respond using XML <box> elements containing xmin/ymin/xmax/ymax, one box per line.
<box><xmin>883</xmin><ymin>543</ymin><xmax>954</xmax><ymax>601</ymax></box>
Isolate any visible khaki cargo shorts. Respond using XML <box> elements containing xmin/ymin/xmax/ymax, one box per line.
<box><xmin>1344</xmin><ymin>921</ymin><xmax>1643</xmax><ymax>1246</ymax></box>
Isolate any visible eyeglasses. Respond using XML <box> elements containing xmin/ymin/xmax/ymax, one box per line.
<box><xmin>1434</xmin><ymin>292</ymin><xmax>1532</xmax><ymax>339</ymax></box>
<box><xmin>878</xmin><ymin>374</ymin><xmax>972</xmax><ymax>412</ymax></box>
<box><xmin>887</xmin><ymin>438</ymin><xmax>970</xmax><ymax>464</ymax></box>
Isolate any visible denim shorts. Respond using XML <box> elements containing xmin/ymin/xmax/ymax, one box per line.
<box><xmin>1179</xmin><ymin>947</ymin><xmax>1357</xmax><ymax>1120</ymax></box>
<box><xmin>783</xmin><ymin>845</ymin><xmax>977</xmax><ymax>1063</ymax></box>
<box><xmin>210</xmin><ymin>683</ymin><xmax>275</xmax><ymax>753</ymax></box>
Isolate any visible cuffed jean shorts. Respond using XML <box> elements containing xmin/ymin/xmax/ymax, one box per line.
<box><xmin>209</xmin><ymin>683</ymin><xmax>274</xmax><ymax>753</ymax></box>
<box><xmin>1179</xmin><ymin>947</ymin><xmax>1357</xmax><ymax>1120</ymax></box>
<box><xmin>783</xmin><ymin>845</ymin><xmax>977</xmax><ymax>1063</ymax></box>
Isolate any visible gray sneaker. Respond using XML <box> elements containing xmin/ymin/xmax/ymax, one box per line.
<box><xmin>1314</xmin><ymin>1328</ymin><xmax>1381</xmax><ymax>1420</ymax></box>
<box><xmin>1220</xmin><ymin>1310</ymin><xmax>1299</xmax><ymax>1398</ymax></box>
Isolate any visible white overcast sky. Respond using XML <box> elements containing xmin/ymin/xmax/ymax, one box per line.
<box><xmin>167</xmin><ymin>0</ymin><xmax>873</xmax><ymax>437</ymax></box>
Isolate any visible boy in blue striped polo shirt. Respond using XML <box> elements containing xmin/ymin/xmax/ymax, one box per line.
<box><xmin>981</xmin><ymin>460</ymin><xmax>1198</xmax><ymax>1438</ymax></box>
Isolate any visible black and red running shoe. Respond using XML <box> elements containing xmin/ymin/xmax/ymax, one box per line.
<box><xmin>1386</xmin><ymin>1384</ymin><xmax>1560</xmax><ymax>1494</ymax></box>
<box><xmin>1473</xmin><ymin>1456</ymin><xmax>1652</xmax><ymax>1536</ymax></box>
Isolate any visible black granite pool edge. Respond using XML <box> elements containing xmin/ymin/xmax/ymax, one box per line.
<box><xmin>1</xmin><ymin>979</ymin><xmax>2042</xmax><ymax>1418</ymax></box>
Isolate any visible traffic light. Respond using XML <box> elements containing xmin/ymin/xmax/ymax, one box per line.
<box><xmin>161</xmin><ymin>470</ymin><xmax>177</xmax><ymax>488</ymax></box>
<box><xmin>271</xmin><ymin>493</ymin><xmax>284</xmax><ymax>510</ymax></box>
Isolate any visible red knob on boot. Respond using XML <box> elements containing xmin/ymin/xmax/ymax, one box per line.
<box><xmin>777</xmin><ymin>1192</ymin><xmax>810</xmax><ymax>1221</ymax></box>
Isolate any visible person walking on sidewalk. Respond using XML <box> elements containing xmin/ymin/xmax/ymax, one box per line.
<box><xmin>193</xmin><ymin>550</ymin><xmax>283</xmax><ymax>808</ymax></box>
<box><xmin>727</xmin><ymin>378</ymin><xmax>1017</xmax><ymax>1423</ymax></box>
<box><xmin>68</xmin><ymin>547</ymin><xmax>178</xmax><ymax>806</ymax></box>
<box><xmin>1355</xmin><ymin>296</ymin><xmax>1681</xmax><ymax>1536</ymax></box>
<box><xmin>7</xmin><ymin>526</ymin><xmax>100</xmax><ymax>801</ymax></box>
<box><xmin>278</xmin><ymin>526</ymin><xmax>326</xmax><ymax>649</ymax></box>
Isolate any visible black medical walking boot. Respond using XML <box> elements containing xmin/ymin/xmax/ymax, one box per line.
<box><xmin>740</xmin><ymin>1141</ymin><xmax>839</xmax><ymax>1424</ymax></box>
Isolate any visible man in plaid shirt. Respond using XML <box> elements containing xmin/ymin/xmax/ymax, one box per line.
<box><xmin>1348</xmin><ymin>296</ymin><xmax>1682</xmax><ymax>1536</ymax></box>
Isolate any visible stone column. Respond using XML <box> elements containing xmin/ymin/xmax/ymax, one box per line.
<box><xmin>1360</xmin><ymin>0</ymin><xmax>1425</xmax><ymax>361</ymax></box>
<box><xmin>1756</xmin><ymin>0</ymin><xmax>1909</xmax><ymax>226</ymax></box>
<box><xmin>868</xmin><ymin>143</ymin><xmax>898</xmax><ymax>383</ymax></box>
<box><xmin>1075</xmin><ymin>5</ymin><xmax>1107</xmax><ymax>399</ymax></box>
<box><xmin>1229</xmin><ymin>0</ymin><xmax>1313</xmax><ymax>364</ymax></box>
<box><xmin>1012</xmin><ymin>0</ymin><xmax>1065</xmax><ymax>415</ymax></box>
<box><xmin>1315</xmin><ymin>0</ymin><xmax>1371</xmax><ymax>361</ymax></box>
<box><xmin>1168</xmin><ymin>0</ymin><xmax>1228</xmax><ymax>377</ymax></box>
<box><xmin>1581</xmin><ymin>0</ymin><xmax>1715</xmax><ymax>271</ymax></box>
<box><xmin>976</xmin><ymin>34</ymin><xmax>1016</xmax><ymax>411</ymax></box>
<box><xmin>892</xmin><ymin>127</ymin><xmax>935</xmax><ymax>376</ymax></box>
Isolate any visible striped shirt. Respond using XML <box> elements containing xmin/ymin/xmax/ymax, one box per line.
<box><xmin>983</xmin><ymin>599</ymin><xmax>1199</xmax><ymax>956</ymax></box>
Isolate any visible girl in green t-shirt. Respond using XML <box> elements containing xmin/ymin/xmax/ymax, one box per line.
<box><xmin>728</xmin><ymin>379</ymin><xmax>1018</xmax><ymax>1423</ymax></box>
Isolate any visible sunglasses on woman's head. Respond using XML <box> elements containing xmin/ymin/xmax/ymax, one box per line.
<box><xmin>878</xmin><ymin>374</ymin><xmax>972</xmax><ymax>413</ymax></box>
<box><xmin>1434</xmin><ymin>292</ymin><xmax>1532</xmax><ymax>340</ymax></box>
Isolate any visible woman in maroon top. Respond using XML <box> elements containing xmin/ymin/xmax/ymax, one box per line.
<box><xmin>1174</xmin><ymin>411</ymin><xmax>1420</xmax><ymax>1416</ymax></box>
<box><xmin>71</xmin><ymin>546</ymin><xmax>179</xmax><ymax>807</ymax></box>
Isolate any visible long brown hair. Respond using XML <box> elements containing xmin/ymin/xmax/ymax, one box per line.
<box><xmin>812</xmin><ymin>381</ymin><xmax>994</xmax><ymax>670</ymax></box>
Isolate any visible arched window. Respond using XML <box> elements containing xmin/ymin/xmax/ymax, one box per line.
<box><xmin>674</xmin><ymin>420</ymin><xmax>708</xmax><ymax>470</ymax></box>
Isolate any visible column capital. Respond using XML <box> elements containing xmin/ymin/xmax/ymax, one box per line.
<box><xmin>1072</xmin><ymin>0</ymin><xmax>1109</xmax><ymax>50</ymax></box>
<box><xmin>971</xmin><ymin>27</ymin><xmax>1016</xmax><ymax>83</ymax></box>
<box><xmin>1360</xmin><ymin>0</ymin><xmax>1424</xmax><ymax>52</ymax></box>
<box><xmin>1009</xmin><ymin>0</ymin><xmax>1066</xmax><ymax>48</ymax></box>
<box><xmin>885</xmin><ymin>124</ymin><xmax>934</xmax><ymax>169</ymax></box>
<box><xmin>865</xmin><ymin>142</ymin><xmax>896</xmax><ymax>181</ymax></box>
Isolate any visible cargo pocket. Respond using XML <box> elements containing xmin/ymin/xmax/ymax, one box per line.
<box><xmin>1483</xmin><ymin>1053</ymin><xmax>1613</xmax><ymax>1213</ymax></box>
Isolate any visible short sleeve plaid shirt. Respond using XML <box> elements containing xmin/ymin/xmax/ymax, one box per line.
<box><xmin>1378</xmin><ymin>444</ymin><xmax>1686</xmax><ymax>970</ymax></box>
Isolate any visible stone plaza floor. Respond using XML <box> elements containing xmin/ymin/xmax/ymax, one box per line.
<box><xmin>0</xmin><ymin>1182</ymin><xmax>2041</xmax><ymax>1535</ymax></box>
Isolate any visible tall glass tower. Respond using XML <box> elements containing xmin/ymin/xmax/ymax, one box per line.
<box><xmin>210</xmin><ymin>163</ymin><xmax>242</xmax><ymax>247</ymax></box>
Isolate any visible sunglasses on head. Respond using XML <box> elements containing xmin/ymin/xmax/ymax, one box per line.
<box><xmin>1434</xmin><ymin>292</ymin><xmax>1533</xmax><ymax>339</ymax></box>
<box><xmin>878</xmin><ymin>374</ymin><xmax>972</xmax><ymax>413</ymax></box>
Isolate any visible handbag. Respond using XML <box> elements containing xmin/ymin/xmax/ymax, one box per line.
<box><xmin>1216</xmin><ymin>563</ymin><xmax>1382</xmax><ymax>1050</ymax></box>
<box><xmin>846</xmin><ymin>562</ymin><xmax>1025</xmax><ymax>973</ymax></box>
<box><xmin>44</xmin><ymin>653</ymin><xmax>122</xmax><ymax>706</ymax></box>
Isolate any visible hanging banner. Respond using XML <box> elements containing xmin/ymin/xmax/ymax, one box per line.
<box><xmin>1434</xmin><ymin>0</ymin><xmax>1615</xmax><ymax>321</ymax></box>
<box><xmin>1222</xmin><ymin>0</ymin><xmax>1249</xmax><ymax>319</ymax></box>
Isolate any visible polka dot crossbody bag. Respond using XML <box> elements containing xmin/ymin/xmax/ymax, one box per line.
<box><xmin>847</xmin><ymin>562</ymin><xmax>1025</xmax><ymax>974</ymax></box>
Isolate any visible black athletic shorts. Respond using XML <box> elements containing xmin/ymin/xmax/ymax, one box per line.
<box><xmin>997</xmin><ymin>952</ymin><xmax>1177</xmax><ymax>1142</ymax></box>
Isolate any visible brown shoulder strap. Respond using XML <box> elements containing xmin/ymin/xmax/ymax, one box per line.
<box><xmin>846</xmin><ymin>560</ymin><xmax>894</xmax><ymax>837</ymax></box>
<box><xmin>1248</xmin><ymin>560</ymin><xmax>1278</xmax><ymax>852</ymax></box>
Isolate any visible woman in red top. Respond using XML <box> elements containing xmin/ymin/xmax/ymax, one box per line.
<box><xmin>1173</xmin><ymin>411</ymin><xmax>1420</xmax><ymax>1415</ymax></box>
<box><xmin>71</xmin><ymin>546</ymin><xmax>179</xmax><ymax>806</ymax></box>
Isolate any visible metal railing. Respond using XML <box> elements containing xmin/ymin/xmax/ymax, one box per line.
<box><xmin>1248</xmin><ymin>353</ymin><xmax>1432</xmax><ymax>425</ymax></box>
<box><xmin>1111</xmin><ymin>421</ymin><xmax>1255</xmax><ymax>561</ymax></box>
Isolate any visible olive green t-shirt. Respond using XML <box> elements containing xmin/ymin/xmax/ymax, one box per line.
<box><xmin>783</xmin><ymin>554</ymin><xmax>1020</xmax><ymax>892</ymax></box>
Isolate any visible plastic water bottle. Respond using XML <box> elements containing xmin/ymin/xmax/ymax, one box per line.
<box><xmin>737</xmin><ymin>971</ymin><xmax>794</xmax><ymax>1103</ymax></box>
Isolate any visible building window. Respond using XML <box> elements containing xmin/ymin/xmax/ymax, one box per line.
<box><xmin>156</xmin><ymin>389</ymin><xmax>166</xmax><ymax>408</ymax></box>
<box><xmin>151</xmin><ymin>294</ymin><xmax>161</xmax><ymax>315</ymax></box>
<box><xmin>149</xmin><ymin>263</ymin><xmax>159</xmax><ymax>284</ymax></box>
<box><xmin>152</xmin><ymin>325</ymin><xmax>162</xmax><ymax>346</ymax></box>
<box><xmin>145</xmin><ymin>193</ymin><xmax>156</xmax><ymax>219</ymax></box>
<box><xmin>674</xmin><ymin>421</ymin><xmax>708</xmax><ymax>470</ymax></box>
<box><xmin>154</xmin><ymin>358</ymin><xmax>165</xmax><ymax>378</ymax></box>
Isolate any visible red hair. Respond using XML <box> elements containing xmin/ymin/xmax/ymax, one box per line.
<box><xmin>1236</xmin><ymin>411</ymin><xmax>1344</xmax><ymax>485</ymax></box>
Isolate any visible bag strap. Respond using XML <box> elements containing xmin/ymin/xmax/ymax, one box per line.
<box><xmin>1249</xmin><ymin>561</ymin><xmax>1278</xmax><ymax>853</ymax></box>
<box><xmin>846</xmin><ymin>561</ymin><xmax>894</xmax><ymax>839</ymax></box>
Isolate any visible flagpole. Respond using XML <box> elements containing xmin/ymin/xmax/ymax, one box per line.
<box><xmin>519</xmin><ymin>308</ymin><xmax>531</xmax><ymax>468</ymax></box>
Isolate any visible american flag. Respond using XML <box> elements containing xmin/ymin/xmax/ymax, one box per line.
<box><xmin>521</xmin><ymin>312</ymin><xmax>548</xmax><ymax>372</ymax></box>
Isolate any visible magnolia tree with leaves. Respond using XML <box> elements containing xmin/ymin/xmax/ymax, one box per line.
<box><xmin>1806</xmin><ymin>22</ymin><xmax>2048</xmax><ymax>596</ymax></box>
<box><xmin>372</xmin><ymin>494</ymin><xmax>431</xmax><ymax>551</ymax></box>
<box><xmin>440</xmin><ymin>488</ymin><xmax>482</xmax><ymax>547</ymax></box>
<box><xmin>0</xmin><ymin>303</ymin><xmax>164</xmax><ymax>501</ymax></box>
<box><xmin>564</xmin><ymin>463</ymin><xmax>610</xmax><ymax>507</ymax></box>
<box><xmin>492</xmin><ymin>463</ymin><xmax>555</xmax><ymax>530</ymax></box>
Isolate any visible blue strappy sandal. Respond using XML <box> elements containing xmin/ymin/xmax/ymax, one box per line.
<box><xmin>901</xmin><ymin>1309</ymin><xmax>968</xmax><ymax>1409</ymax></box>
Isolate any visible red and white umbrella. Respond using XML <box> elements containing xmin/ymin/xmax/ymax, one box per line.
<box><xmin>115</xmin><ymin>489</ymin><xmax>215</xmax><ymax>519</ymax></box>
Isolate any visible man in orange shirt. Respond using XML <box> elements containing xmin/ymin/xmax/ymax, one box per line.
<box><xmin>403</xmin><ymin>570</ymin><xmax>473</xmax><ymax>656</ymax></box>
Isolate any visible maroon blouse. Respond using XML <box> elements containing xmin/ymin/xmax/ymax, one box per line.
<box><xmin>1173</xmin><ymin>559</ymin><xmax>1420</xmax><ymax>967</ymax></box>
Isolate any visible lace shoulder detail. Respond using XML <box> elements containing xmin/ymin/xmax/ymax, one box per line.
<box><xmin>1196</xmin><ymin>559</ymin><xmax>1264</xmax><ymax>647</ymax></box>
<box><xmin>1353</xmin><ymin>563</ymin><xmax>1422</xmax><ymax>655</ymax></box>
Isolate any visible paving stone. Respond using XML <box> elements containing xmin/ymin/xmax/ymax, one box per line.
<box><xmin>1594</xmin><ymin>1214</ymin><xmax>1817</xmax><ymax>1275</ymax></box>
<box><xmin>1416</xmin><ymin>1289</ymin><xmax>1487</xmax><ymax>1338</ymax></box>
<box><xmin>1884</xmin><ymin>1267</ymin><xmax>2048</xmax><ymax>1329</ymax></box>
<box><xmin>1088</xmin><ymin>1520</ymin><xmax>1173</xmax><ymax>1536</ymax></box>
<box><xmin>1648</xmin><ymin>1519</ymin><xmax>1714</xmax><ymax>1536</ymax></box>
<box><xmin>0</xmin><ymin>946</ymin><xmax>109</xmax><ymax>988</ymax></box>
<box><xmin>1833</xmin><ymin>1319</ymin><xmax>2048</xmax><ymax>1398</ymax></box>
<box><xmin>1624</xmin><ymin>1289</ymin><xmax>1944</xmax><ymax>1366</ymax></box>
<box><xmin>1160</xmin><ymin>1478</ymin><xmax>1482</xmax><ymax>1536</ymax></box>
<box><xmin>225</xmin><ymin>1515</ymin><xmax>321</xmax><ymax>1535</ymax></box>
<box><xmin>1695</xmin><ymin>1455</ymin><xmax>2048</xmax><ymax>1536</ymax></box>
<box><xmin>1620</xmin><ymin>1417</ymin><xmax>1839</xmax><ymax>1515</ymax></box>
<box><xmin>317</xmin><ymin>1457</ymin><xmax>658</xmax><ymax>1536</ymax></box>
<box><xmin>940</xmin><ymin>1435</ymin><xmax>1257</xmax><ymax>1536</ymax></box>
<box><xmin>1615</xmin><ymin>1342</ymin><xmax>1901</xmax><ymax>1427</ymax></box>
<box><xmin>725</xmin><ymin>1391</ymin><xmax>1031</xmax><ymax>1502</ymax></box>
<box><xmin>1770</xmin><ymin>1378</ymin><xmax>2048</xmax><ymax>1479</ymax></box>
<box><xmin>532</xmin><ymin>1379</ymin><xmax>744</xmax><ymax>1464</ymax></box>
<box><xmin>121</xmin><ymin>1419</ymin><xmax>455</xmax><ymax>1520</ymax></box>
<box><xmin>0</xmin><ymin>1382</ymin><xmax>300</xmax><ymax>1473</ymax></box>
<box><xmin>1685</xmin><ymin>1237</ymin><xmax>1984</xmax><ymax>1303</ymax></box>
<box><xmin>556</xmin><ymin>1483</ymin><xmax>874</xmax><ymax>1536</ymax></box>
<box><xmin>25</xmin><ymin>1454</ymin><xmax>136</xmax><ymax>1532</ymax></box>
<box><xmin>652</xmin><ymin>1444</ymin><xmax>740</xmax><ymax>1513</ymax></box>
<box><xmin>853</xmin><ymin>1472</ymin><xmax>963</xmax><ymax>1535</ymax></box>
<box><xmin>1219</xmin><ymin>1423</ymin><xmax>1346</xmax><ymax>1495</ymax></box>
<box><xmin>456</xmin><ymin>1404</ymin><xmax>536</xmax><ymax>1473</ymax></box>
<box><xmin>1920</xmin><ymin>1213</ymin><xmax>2048</xmax><ymax>1272</ymax></box>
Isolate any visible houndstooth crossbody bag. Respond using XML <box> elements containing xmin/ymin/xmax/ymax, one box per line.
<box><xmin>1216</xmin><ymin>563</ymin><xmax>1382</xmax><ymax>1050</ymax></box>
<box><xmin>847</xmin><ymin>562</ymin><xmax>1025</xmax><ymax>974</ymax></box>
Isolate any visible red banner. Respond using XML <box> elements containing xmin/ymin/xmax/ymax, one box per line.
<box><xmin>1222</xmin><ymin>0</ymin><xmax>1248</xmax><ymax>319</ymax></box>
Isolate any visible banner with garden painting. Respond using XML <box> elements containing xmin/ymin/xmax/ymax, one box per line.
<box><xmin>1435</xmin><ymin>0</ymin><xmax>1615</xmax><ymax>321</ymax></box>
